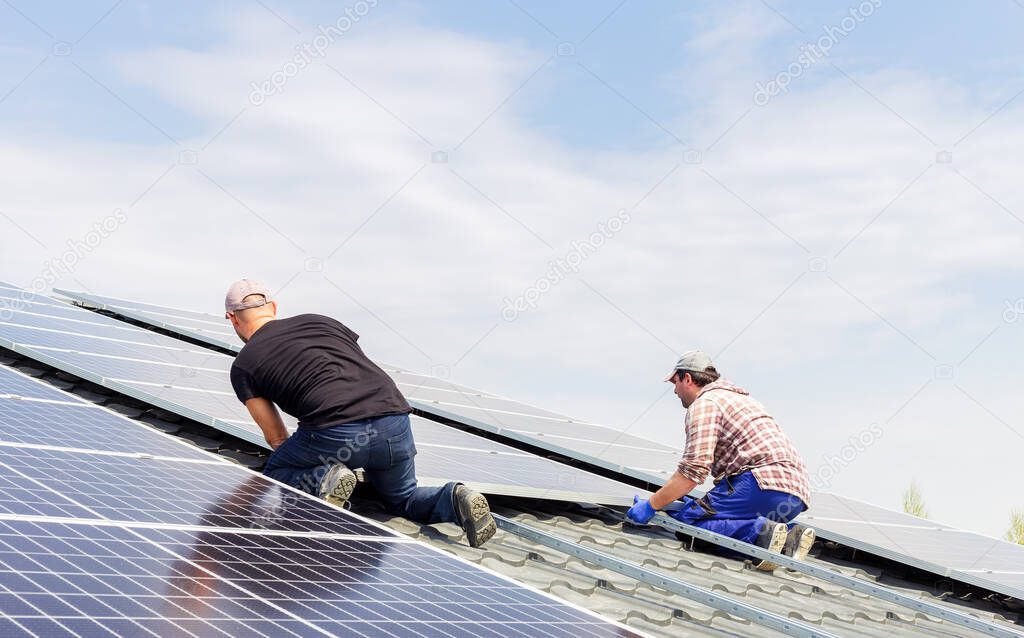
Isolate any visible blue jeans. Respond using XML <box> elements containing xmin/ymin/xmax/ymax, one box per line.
<box><xmin>263</xmin><ymin>413</ymin><xmax>459</xmax><ymax>525</ymax></box>
<box><xmin>668</xmin><ymin>471</ymin><xmax>806</xmax><ymax>558</ymax></box>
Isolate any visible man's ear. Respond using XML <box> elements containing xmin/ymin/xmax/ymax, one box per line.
<box><xmin>269</xmin><ymin>300</ymin><xmax>278</xmax><ymax>315</ymax></box>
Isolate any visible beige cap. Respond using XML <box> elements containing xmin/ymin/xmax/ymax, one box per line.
<box><xmin>224</xmin><ymin>279</ymin><xmax>272</xmax><ymax>313</ymax></box>
<box><xmin>664</xmin><ymin>350</ymin><xmax>714</xmax><ymax>381</ymax></box>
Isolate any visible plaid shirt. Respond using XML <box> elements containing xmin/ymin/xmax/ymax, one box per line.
<box><xmin>677</xmin><ymin>380</ymin><xmax>810</xmax><ymax>507</ymax></box>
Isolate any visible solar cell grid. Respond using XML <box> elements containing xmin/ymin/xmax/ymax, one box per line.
<box><xmin>137</xmin><ymin>526</ymin><xmax>635</xmax><ymax>637</ymax></box>
<box><xmin>0</xmin><ymin>446</ymin><xmax>394</xmax><ymax>537</ymax></box>
<box><xmin>0</xmin><ymin>365</ymin><xmax>73</xmax><ymax>401</ymax></box>
<box><xmin>0</xmin><ymin>397</ymin><xmax>214</xmax><ymax>460</ymax></box>
<box><xmin>0</xmin><ymin>519</ymin><xmax>349</xmax><ymax>638</ymax></box>
<box><xmin>0</xmin><ymin>519</ymin><xmax>637</xmax><ymax>638</ymax></box>
<box><xmin>0</xmin><ymin>469</ymin><xmax>100</xmax><ymax>520</ymax></box>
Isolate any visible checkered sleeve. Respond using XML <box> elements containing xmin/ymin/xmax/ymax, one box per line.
<box><xmin>676</xmin><ymin>397</ymin><xmax>721</xmax><ymax>484</ymax></box>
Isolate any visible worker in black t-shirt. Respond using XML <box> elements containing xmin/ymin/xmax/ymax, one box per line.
<box><xmin>223</xmin><ymin>279</ymin><xmax>495</xmax><ymax>547</ymax></box>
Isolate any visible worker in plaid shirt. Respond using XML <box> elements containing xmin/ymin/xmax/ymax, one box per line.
<box><xmin>626</xmin><ymin>350</ymin><xmax>815</xmax><ymax>569</ymax></box>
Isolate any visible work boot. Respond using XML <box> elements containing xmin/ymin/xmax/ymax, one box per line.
<box><xmin>453</xmin><ymin>484</ymin><xmax>496</xmax><ymax>548</ymax></box>
<box><xmin>753</xmin><ymin>521</ymin><xmax>788</xmax><ymax>571</ymax></box>
<box><xmin>319</xmin><ymin>463</ymin><xmax>357</xmax><ymax>508</ymax></box>
<box><xmin>782</xmin><ymin>524</ymin><xmax>816</xmax><ymax>562</ymax></box>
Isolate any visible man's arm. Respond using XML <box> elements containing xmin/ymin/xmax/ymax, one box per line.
<box><xmin>243</xmin><ymin>397</ymin><xmax>290</xmax><ymax>449</ymax></box>
<box><xmin>649</xmin><ymin>472</ymin><xmax>698</xmax><ymax>509</ymax></box>
<box><xmin>626</xmin><ymin>398</ymin><xmax>720</xmax><ymax>524</ymax></box>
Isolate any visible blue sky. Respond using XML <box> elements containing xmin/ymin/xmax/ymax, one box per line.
<box><xmin>2</xmin><ymin>1</ymin><xmax>1023</xmax><ymax>540</ymax></box>
<box><xmin>4</xmin><ymin>2</ymin><xmax>1023</xmax><ymax>148</ymax></box>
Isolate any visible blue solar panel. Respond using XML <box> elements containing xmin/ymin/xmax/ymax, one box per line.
<box><xmin>0</xmin><ymin>470</ymin><xmax>100</xmax><ymax>519</ymax></box>
<box><xmin>0</xmin><ymin>365</ymin><xmax>72</xmax><ymax>401</ymax></box>
<box><xmin>0</xmin><ymin>363</ymin><xmax>215</xmax><ymax>461</ymax></box>
<box><xmin>0</xmin><ymin>398</ymin><xmax>213</xmax><ymax>460</ymax></box>
<box><xmin>0</xmin><ymin>446</ymin><xmax>394</xmax><ymax>536</ymax></box>
<box><xmin>0</xmin><ymin>519</ymin><xmax>634</xmax><ymax>638</ymax></box>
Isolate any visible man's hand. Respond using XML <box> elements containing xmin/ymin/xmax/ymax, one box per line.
<box><xmin>626</xmin><ymin>495</ymin><xmax>656</xmax><ymax>525</ymax></box>
<box><xmin>268</xmin><ymin>436</ymin><xmax>289</xmax><ymax>450</ymax></box>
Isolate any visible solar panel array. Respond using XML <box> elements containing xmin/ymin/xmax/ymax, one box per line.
<box><xmin>52</xmin><ymin>287</ymin><xmax>684</xmax><ymax>482</ymax></box>
<box><xmin>49</xmin><ymin>287</ymin><xmax>1024</xmax><ymax>602</ymax></box>
<box><xmin>1</xmin><ymin>284</ymin><xmax>639</xmax><ymax>506</ymax></box>
<box><xmin>0</xmin><ymin>362</ymin><xmax>638</xmax><ymax>636</ymax></box>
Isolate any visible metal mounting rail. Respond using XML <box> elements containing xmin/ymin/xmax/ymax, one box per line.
<box><xmin>492</xmin><ymin>514</ymin><xmax>840</xmax><ymax>638</ymax></box>
<box><xmin>643</xmin><ymin>512</ymin><xmax>1024</xmax><ymax>638</ymax></box>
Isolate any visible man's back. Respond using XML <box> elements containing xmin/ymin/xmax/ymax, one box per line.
<box><xmin>229</xmin><ymin>313</ymin><xmax>410</xmax><ymax>429</ymax></box>
<box><xmin>684</xmin><ymin>380</ymin><xmax>810</xmax><ymax>506</ymax></box>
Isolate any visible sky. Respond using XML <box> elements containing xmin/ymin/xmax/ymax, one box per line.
<box><xmin>1</xmin><ymin>1</ymin><xmax>1022</xmax><ymax>541</ymax></box>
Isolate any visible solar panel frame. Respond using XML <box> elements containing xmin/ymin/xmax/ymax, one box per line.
<box><xmin>49</xmin><ymin>287</ymin><xmax>1024</xmax><ymax>602</ymax></box>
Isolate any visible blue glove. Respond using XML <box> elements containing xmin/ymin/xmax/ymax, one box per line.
<box><xmin>626</xmin><ymin>495</ymin><xmax>656</xmax><ymax>525</ymax></box>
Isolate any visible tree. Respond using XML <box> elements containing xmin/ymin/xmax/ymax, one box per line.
<box><xmin>902</xmin><ymin>480</ymin><xmax>928</xmax><ymax>519</ymax></box>
<box><xmin>1006</xmin><ymin>509</ymin><xmax>1024</xmax><ymax>545</ymax></box>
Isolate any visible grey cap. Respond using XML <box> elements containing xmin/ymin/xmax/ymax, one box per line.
<box><xmin>664</xmin><ymin>350</ymin><xmax>714</xmax><ymax>381</ymax></box>
<box><xmin>224</xmin><ymin>279</ymin><xmax>272</xmax><ymax>314</ymax></box>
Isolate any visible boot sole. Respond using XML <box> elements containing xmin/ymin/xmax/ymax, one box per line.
<box><xmin>755</xmin><ymin>522</ymin><xmax>788</xmax><ymax>571</ymax></box>
<box><xmin>791</xmin><ymin>527</ymin><xmax>816</xmax><ymax>562</ymax></box>
<box><xmin>323</xmin><ymin>468</ymin><xmax>357</xmax><ymax>508</ymax></box>
<box><xmin>457</xmin><ymin>488</ymin><xmax>496</xmax><ymax>548</ymax></box>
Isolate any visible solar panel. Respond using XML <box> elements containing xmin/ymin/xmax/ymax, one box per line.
<box><xmin>54</xmin><ymin>287</ymin><xmax>684</xmax><ymax>481</ymax></box>
<box><xmin>0</xmin><ymin>368</ymin><xmax>214</xmax><ymax>460</ymax></box>
<box><xmin>0</xmin><ymin>364</ymin><xmax>78</xmax><ymax>401</ymax></box>
<box><xmin>2</xmin><ymin>287</ymin><xmax>641</xmax><ymax>506</ymax></box>
<box><xmin>0</xmin><ymin>519</ymin><xmax>635</xmax><ymax>638</ymax></box>
<box><xmin>0</xmin><ymin>444</ymin><xmax>392</xmax><ymax>536</ymax></box>
<box><xmin>50</xmin><ymin>287</ymin><xmax>1024</xmax><ymax>601</ymax></box>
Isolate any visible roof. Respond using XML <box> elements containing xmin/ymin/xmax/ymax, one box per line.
<box><xmin>2</xmin><ymin>350</ymin><xmax>1021</xmax><ymax>637</ymax></box>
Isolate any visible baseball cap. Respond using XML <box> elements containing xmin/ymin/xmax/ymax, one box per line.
<box><xmin>224</xmin><ymin>279</ymin><xmax>272</xmax><ymax>314</ymax></box>
<box><xmin>664</xmin><ymin>350</ymin><xmax>714</xmax><ymax>381</ymax></box>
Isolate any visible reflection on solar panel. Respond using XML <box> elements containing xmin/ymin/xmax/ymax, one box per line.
<box><xmin>0</xmin><ymin>347</ymin><xmax>638</xmax><ymax>636</ymax></box>
<box><xmin>0</xmin><ymin>519</ymin><xmax>633</xmax><ymax>638</ymax></box>
<box><xmin>2</xmin><ymin>285</ymin><xmax>640</xmax><ymax>505</ymax></box>
<box><xmin>0</xmin><ymin>445</ymin><xmax>394</xmax><ymax>535</ymax></box>
<box><xmin>49</xmin><ymin>287</ymin><xmax>1024</xmax><ymax>601</ymax></box>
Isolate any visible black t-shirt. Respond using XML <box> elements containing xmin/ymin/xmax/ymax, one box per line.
<box><xmin>229</xmin><ymin>314</ymin><xmax>411</xmax><ymax>429</ymax></box>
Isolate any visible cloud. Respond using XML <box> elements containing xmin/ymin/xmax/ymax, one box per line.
<box><xmin>0</xmin><ymin>4</ymin><xmax>1021</xmax><ymax>537</ymax></box>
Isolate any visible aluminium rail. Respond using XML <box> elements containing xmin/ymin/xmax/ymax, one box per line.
<box><xmin>493</xmin><ymin>514</ymin><xmax>841</xmax><ymax>638</ymax></box>
<box><xmin>641</xmin><ymin>511</ymin><xmax>1024</xmax><ymax>638</ymax></box>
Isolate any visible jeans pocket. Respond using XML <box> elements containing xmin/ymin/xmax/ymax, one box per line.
<box><xmin>387</xmin><ymin>426</ymin><xmax>417</xmax><ymax>466</ymax></box>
